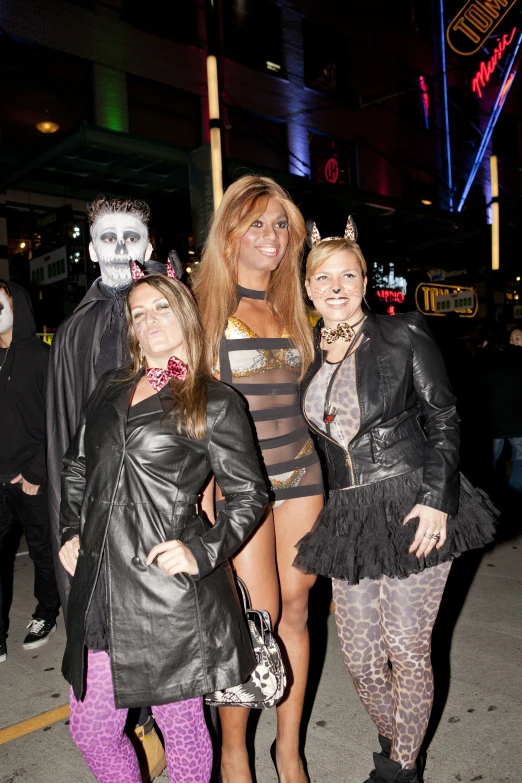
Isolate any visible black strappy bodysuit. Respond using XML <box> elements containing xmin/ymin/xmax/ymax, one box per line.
<box><xmin>217</xmin><ymin>286</ymin><xmax>323</xmax><ymax>505</ymax></box>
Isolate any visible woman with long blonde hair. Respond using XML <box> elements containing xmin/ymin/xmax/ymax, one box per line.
<box><xmin>58</xmin><ymin>268</ymin><xmax>268</xmax><ymax>783</ymax></box>
<box><xmin>193</xmin><ymin>175</ymin><xmax>324</xmax><ymax>783</ymax></box>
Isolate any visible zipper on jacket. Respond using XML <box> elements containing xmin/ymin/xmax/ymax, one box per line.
<box><xmin>345</xmin><ymin>349</ymin><xmax>359</xmax><ymax>485</ymax></box>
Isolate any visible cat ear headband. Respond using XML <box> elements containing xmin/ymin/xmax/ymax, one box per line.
<box><xmin>306</xmin><ymin>215</ymin><xmax>358</xmax><ymax>249</ymax></box>
<box><xmin>130</xmin><ymin>251</ymin><xmax>190</xmax><ymax>293</ymax></box>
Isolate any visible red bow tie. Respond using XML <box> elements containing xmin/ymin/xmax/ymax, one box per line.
<box><xmin>146</xmin><ymin>356</ymin><xmax>188</xmax><ymax>391</ymax></box>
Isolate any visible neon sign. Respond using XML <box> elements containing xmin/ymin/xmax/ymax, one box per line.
<box><xmin>471</xmin><ymin>27</ymin><xmax>516</xmax><ymax>97</ymax></box>
<box><xmin>447</xmin><ymin>0</ymin><xmax>519</xmax><ymax>56</ymax></box>
<box><xmin>457</xmin><ymin>28</ymin><xmax>522</xmax><ymax>211</ymax></box>
<box><xmin>376</xmin><ymin>289</ymin><xmax>405</xmax><ymax>304</ymax></box>
<box><xmin>415</xmin><ymin>283</ymin><xmax>478</xmax><ymax>317</ymax></box>
<box><xmin>499</xmin><ymin>70</ymin><xmax>516</xmax><ymax>104</ymax></box>
<box><xmin>324</xmin><ymin>157</ymin><xmax>339</xmax><ymax>184</ymax></box>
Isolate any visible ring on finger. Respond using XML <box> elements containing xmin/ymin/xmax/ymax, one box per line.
<box><xmin>423</xmin><ymin>532</ymin><xmax>440</xmax><ymax>540</ymax></box>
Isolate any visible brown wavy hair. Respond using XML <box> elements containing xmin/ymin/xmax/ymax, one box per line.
<box><xmin>192</xmin><ymin>175</ymin><xmax>313</xmax><ymax>378</ymax></box>
<box><xmin>124</xmin><ymin>275</ymin><xmax>208</xmax><ymax>439</ymax></box>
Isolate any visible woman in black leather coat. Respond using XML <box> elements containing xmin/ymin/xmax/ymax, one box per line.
<box><xmin>58</xmin><ymin>270</ymin><xmax>268</xmax><ymax>783</ymax></box>
<box><xmin>294</xmin><ymin>224</ymin><xmax>496</xmax><ymax>783</ymax></box>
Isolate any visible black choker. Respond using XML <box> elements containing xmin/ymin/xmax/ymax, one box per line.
<box><xmin>237</xmin><ymin>284</ymin><xmax>266</xmax><ymax>301</ymax></box>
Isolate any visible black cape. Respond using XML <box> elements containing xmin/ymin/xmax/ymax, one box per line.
<box><xmin>47</xmin><ymin>262</ymin><xmax>168</xmax><ymax>613</ymax></box>
<box><xmin>46</xmin><ymin>279</ymin><xmax>130</xmax><ymax>612</ymax></box>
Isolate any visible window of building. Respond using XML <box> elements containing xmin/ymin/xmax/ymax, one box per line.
<box><xmin>127</xmin><ymin>76</ymin><xmax>201</xmax><ymax>149</ymax></box>
<box><xmin>223</xmin><ymin>0</ymin><xmax>285</xmax><ymax>76</ymax></box>
<box><xmin>302</xmin><ymin>18</ymin><xmax>351</xmax><ymax>97</ymax></box>
<box><xmin>227</xmin><ymin>108</ymin><xmax>288</xmax><ymax>171</ymax></box>
<box><xmin>309</xmin><ymin>132</ymin><xmax>358</xmax><ymax>187</ymax></box>
<box><xmin>121</xmin><ymin>0</ymin><xmax>198</xmax><ymax>44</ymax></box>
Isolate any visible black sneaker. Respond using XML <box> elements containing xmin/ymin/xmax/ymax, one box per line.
<box><xmin>22</xmin><ymin>619</ymin><xmax>57</xmax><ymax>649</ymax></box>
<box><xmin>0</xmin><ymin>642</ymin><xmax>6</xmax><ymax>662</ymax></box>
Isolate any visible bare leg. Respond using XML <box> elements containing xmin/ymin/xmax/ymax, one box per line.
<box><xmin>273</xmin><ymin>495</ymin><xmax>322</xmax><ymax>783</ymax></box>
<box><xmin>220</xmin><ymin>506</ymin><xmax>279</xmax><ymax>783</ymax></box>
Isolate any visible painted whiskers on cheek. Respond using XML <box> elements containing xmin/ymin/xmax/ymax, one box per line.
<box><xmin>311</xmin><ymin>285</ymin><xmax>364</xmax><ymax>299</ymax></box>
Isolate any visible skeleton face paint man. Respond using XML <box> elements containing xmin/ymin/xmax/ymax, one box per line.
<box><xmin>89</xmin><ymin>213</ymin><xmax>153</xmax><ymax>288</ymax></box>
<box><xmin>0</xmin><ymin>289</ymin><xmax>14</xmax><ymax>336</ymax></box>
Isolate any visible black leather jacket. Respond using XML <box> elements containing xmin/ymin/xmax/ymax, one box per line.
<box><xmin>60</xmin><ymin>370</ymin><xmax>268</xmax><ymax>708</ymax></box>
<box><xmin>301</xmin><ymin>312</ymin><xmax>460</xmax><ymax>517</ymax></box>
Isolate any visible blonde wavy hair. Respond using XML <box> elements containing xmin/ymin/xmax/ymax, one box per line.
<box><xmin>306</xmin><ymin>238</ymin><xmax>368</xmax><ymax>279</ymax></box>
<box><xmin>192</xmin><ymin>175</ymin><xmax>313</xmax><ymax>378</ymax></box>
<box><xmin>123</xmin><ymin>275</ymin><xmax>209</xmax><ymax>439</ymax></box>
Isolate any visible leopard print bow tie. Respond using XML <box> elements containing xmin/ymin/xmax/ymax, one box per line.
<box><xmin>320</xmin><ymin>322</ymin><xmax>356</xmax><ymax>345</ymax></box>
<box><xmin>146</xmin><ymin>356</ymin><xmax>188</xmax><ymax>391</ymax></box>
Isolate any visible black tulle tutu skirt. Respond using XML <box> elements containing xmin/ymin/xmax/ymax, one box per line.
<box><xmin>293</xmin><ymin>469</ymin><xmax>497</xmax><ymax>583</ymax></box>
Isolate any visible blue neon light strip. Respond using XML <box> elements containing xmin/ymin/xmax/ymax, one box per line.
<box><xmin>456</xmin><ymin>28</ymin><xmax>522</xmax><ymax>212</ymax></box>
<box><xmin>440</xmin><ymin>0</ymin><xmax>454</xmax><ymax>211</ymax></box>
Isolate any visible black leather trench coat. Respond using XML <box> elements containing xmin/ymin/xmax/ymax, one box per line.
<box><xmin>60</xmin><ymin>369</ymin><xmax>268</xmax><ymax>708</ymax></box>
<box><xmin>301</xmin><ymin>312</ymin><xmax>460</xmax><ymax>516</ymax></box>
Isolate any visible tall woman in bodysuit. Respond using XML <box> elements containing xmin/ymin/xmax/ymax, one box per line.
<box><xmin>193</xmin><ymin>176</ymin><xmax>323</xmax><ymax>783</ymax></box>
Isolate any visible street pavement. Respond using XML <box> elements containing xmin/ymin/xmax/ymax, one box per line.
<box><xmin>0</xmin><ymin>524</ymin><xmax>520</xmax><ymax>783</ymax></box>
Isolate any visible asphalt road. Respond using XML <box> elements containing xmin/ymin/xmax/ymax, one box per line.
<box><xmin>0</xmin><ymin>522</ymin><xmax>520</xmax><ymax>783</ymax></box>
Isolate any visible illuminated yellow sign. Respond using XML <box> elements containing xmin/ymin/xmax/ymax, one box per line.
<box><xmin>415</xmin><ymin>283</ymin><xmax>478</xmax><ymax>317</ymax></box>
<box><xmin>446</xmin><ymin>0</ymin><xmax>519</xmax><ymax>55</ymax></box>
<box><xmin>37</xmin><ymin>333</ymin><xmax>54</xmax><ymax>344</ymax></box>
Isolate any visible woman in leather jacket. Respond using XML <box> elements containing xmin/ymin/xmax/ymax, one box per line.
<box><xmin>58</xmin><ymin>269</ymin><xmax>268</xmax><ymax>783</ymax></box>
<box><xmin>294</xmin><ymin>224</ymin><xmax>496</xmax><ymax>783</ymax></box>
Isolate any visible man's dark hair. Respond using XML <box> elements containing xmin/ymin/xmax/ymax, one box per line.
<box><xmin>87</xmin><ymin>195</ymin><xmax>150</xmax><ymax>228</ymax></box>
<box><xmin>0</xmin><ymin>280</ymin><xmax>11</xmax><ymax>297</ymax></box>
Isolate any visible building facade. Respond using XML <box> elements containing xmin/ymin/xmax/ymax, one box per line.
<box><xmin>1</xmin><ymin>0</ymin><xmax>521</xmax><ymax>327</ymax></box>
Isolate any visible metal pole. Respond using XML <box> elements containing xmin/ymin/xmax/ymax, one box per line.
<box><xmin>490</xmin><ymin>154</ymin><xmax>499</xmax><ymax>271</ymax></box>
<box><xmin>438</xmin><ymin>0</ymin><xmax>454</xmax><ymax>211</ymax></box>
<box><xmin>205</xmin><ymin>0</ymin><xmax>224</xmax><ymax>210</ymax></box>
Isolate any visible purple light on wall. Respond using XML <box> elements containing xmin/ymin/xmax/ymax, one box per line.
<box><xmin>419</xmin><ymin>75</ymin><xmax>430</xmax><ymax>129</ymax></box>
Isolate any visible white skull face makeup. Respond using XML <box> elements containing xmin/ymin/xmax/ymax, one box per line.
<box><xmin>89</xmin><ymin>213</ymin><xmax>153</xmax><ymax>288</ymax></box>
<box><xmin>0</xmin><ymin>290</ymin><xmax>14</xmax><ymax>335</ymax></box>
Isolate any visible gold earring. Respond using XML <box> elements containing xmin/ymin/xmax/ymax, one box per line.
<box><xmin>138</xmin><ymin>344</ymin><xmax>145</xmax><ymax>364</ymax></box>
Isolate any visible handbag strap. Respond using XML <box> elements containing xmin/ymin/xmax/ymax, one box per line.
<box><xmin>235</xmin><ymin>576</ymin><xmax>252</xmax><ymax>612</ymax></box>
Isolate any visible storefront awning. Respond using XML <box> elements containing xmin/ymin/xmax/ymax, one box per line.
<box><xmin>0</xmin><ymin>124</ymin><xmax>190</xmax><ymax>199</ymax></box>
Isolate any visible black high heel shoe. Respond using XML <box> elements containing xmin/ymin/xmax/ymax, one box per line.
<box><xmin>270</xmin><ymin>740</ymin><xmax>310</xmax><ymax>783</ymax></box>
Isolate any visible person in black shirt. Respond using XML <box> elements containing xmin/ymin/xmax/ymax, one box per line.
<box><xmin>0</xmin><ymin>280</ymin><xmax>59</xmax><ymax>661</ymax></box>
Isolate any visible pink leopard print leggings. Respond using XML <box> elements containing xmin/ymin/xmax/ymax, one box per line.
<box><xmin>332</xmin><ymin>561</ymin><xmax>451</xmax><ymax>770</ymax></box>
<box><xmin>69</xmin><ymin>649</ymin><xmax>213</xmax><ymax>783</ymax></box>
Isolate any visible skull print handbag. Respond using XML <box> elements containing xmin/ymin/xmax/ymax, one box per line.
<box><xmin>205</xmin><ymin>577</ymin><xmax>287</xmax><ymax>709</ymax></box>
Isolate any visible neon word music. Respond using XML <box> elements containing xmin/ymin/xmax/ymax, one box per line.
<box><xmin>472</xmin><ymin>27</ymin><xmax>516</xmax><ymax>97</ymax></box>
<box><xmin>447</xmin><ymin>0</ymin><xmax>518</xmax><ymax>56</ymax></box>
<box><xmin>375</xmin><ymin>289</ymin><xmax>405</xmax><ymax>304</ymax></box>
